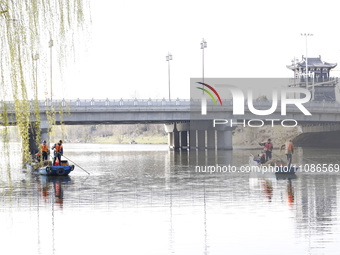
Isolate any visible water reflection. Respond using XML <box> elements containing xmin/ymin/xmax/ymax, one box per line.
<box><xmin>1</xmin><ymin>144</ymin><xmax>340</xmax><ymax>254</ymax></box>
<box><xmin>38</xmin><ymin>176</ymin><xmax>71</xmax><ymax>208</ymax></box>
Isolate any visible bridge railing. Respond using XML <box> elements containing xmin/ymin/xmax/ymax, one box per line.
<box><xmin>63</xmin><ymin>98</ymin><xmax>191</xmax><ymax>107</ymax></box>
<box><xmin>1</xmin><ymin>98</ymin><xmax>340</xmax><ymax>112</ymax></box>
<box><xmin>0</xmin><ymin>99</ymin><xmax>191</xmax><ymax>111</ymax></box>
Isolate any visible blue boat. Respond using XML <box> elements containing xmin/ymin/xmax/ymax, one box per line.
<box><xmin>37</xmin><ymin>165</ymin><xmax>75</xmax><ymax>176</ymax></box>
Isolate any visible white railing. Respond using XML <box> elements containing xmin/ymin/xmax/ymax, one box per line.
<box><xmin>0</xmin><ymin>98</ymin><xmax>191</xmax><ymax>111</ymax></box>
<box><xmin>1</xmin><ymin>98</ymin><xmax>340</xmax><ymax>113</ymax></box>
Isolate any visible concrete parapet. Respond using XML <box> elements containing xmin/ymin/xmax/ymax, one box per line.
<box><xmin>300</xmin><ymin>123</ymin><xmax>340</xmax><ymax>133</ymax></box>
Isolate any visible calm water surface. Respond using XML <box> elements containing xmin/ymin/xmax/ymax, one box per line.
<box><xmin>1</xmin><ymin>143</ymin><xmax>340</xmax><ymax>255</ymax></box>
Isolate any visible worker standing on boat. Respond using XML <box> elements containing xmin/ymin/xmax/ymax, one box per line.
<box><xmin>52</xmin><ymin>140</ymin><xmax>63</xmax><ymax>166</ymax></box>
<box><xmin>259</xmin><ymin>139</ymin><xmax>273</xmax><ymax>162</ymax></box>
<box><xmin>41</xmin><ymin>140</ymin><xmax>48</xmax><ymax>161</ymax></box>
<box><xmin>280</xmin><ymin>139</ymin><xmax>294</xmax><ymax>169</ymax></box>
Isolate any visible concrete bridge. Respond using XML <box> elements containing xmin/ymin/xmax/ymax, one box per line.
<box><xmin>1</xmin><ymin>98</ymin><xmax>340</xmax><ymax>152</ymax></box>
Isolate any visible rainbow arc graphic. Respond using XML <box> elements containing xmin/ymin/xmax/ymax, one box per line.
<box><xmin>196</xmin><ymin>82</ymin><xmax>222</xmax><ymax>106</ymax></box>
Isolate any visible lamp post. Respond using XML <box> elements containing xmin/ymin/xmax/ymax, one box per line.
<box><xmin>33</xmin><ymin>53</ymin><xmax>39</xmax><ymax>99</ymax></box>
<box><xmin>201</xmin><ymin>38</ymin><xmax>207</xmax><ymax>88</ymax></box>
<box><xmin>166</xmin><ymin>53</ymin><xmax>172</xmax><ymax>101</ymax></box>
<box><xmin>291</xmin><ymin>57</ymin><xmax>297</xmax><ymax>86</ymax></box>
<box><xmin>49</xmin><ymin>37</ymin><xmax>53</xmax><ymax>102</ymax></box>
<box><xmin>301</xmin><ymin>33</ymin><xmax>313</xmax><ymax>99</ymax></box>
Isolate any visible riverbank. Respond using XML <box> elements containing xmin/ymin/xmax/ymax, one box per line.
<box><xmin>93</xmin><ymin>135</ymin><xmax>167</xmax><ymax>144</ymax></box>
<box><xmin>1</xmin><ymin>124</ymin><xmax>301</xmax><ymax>145</ymax></box>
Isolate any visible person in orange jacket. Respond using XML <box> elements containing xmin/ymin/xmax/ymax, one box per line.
<box><xmin>259</xmin><ymin>139</ymin><xmax>273</xmax><ymax>162</ymax></box>
<box><xmin>281</xmin><ymin>139</ymin><xmax>294</xmax><ymax>168</ymax></box>
<box><xmin>52</xmin><ymin>140</ymin><xmax>63</xmax><ymax>166</ymax></box>
<box><xmin>41</xmin><ymin>140</ymin><xmax>48</xmax><ymax>161</ymax></box>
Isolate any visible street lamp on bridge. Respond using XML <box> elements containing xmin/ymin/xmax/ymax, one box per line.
<box><xmin>49</xmin><ymin>36</ymin><xmax>53</xmax><ymax>102</ymax></box>
<box><xmin>201</xmin><ymin>38</ymin><xmax>207</xmax><ymax>92</ymax></box>
<box><xmin>301</xmin><ymin>33</ymin><xmax>314</xmax><ymax>99</ymax></box>
<box><xmin>33</xmin><ymin>53</ymin><xmax>39</xmax><ymax>99</ymax></box>
<box><xmin>166</xmin><ymin>52</ymin><xmax>173</xmax><ymax>101</ymax></box>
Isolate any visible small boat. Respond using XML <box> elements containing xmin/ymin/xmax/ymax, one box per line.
<box><xmin>248</xmin><ymin>155</ymin><xmax>297</xmax><ymax>174</ymax></box>
<box><xmin>37</xmin><ymin>165</ymin><xmax>75</xmax><ymax>176</ymax></box>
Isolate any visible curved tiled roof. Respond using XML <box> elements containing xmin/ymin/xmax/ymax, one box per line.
<box><xmin>287</xmin><ymin>56</ymin><xmax>337</xmax><ymax>70</ymax></box>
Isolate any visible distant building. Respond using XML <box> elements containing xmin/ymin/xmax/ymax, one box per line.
<box><xmin>287</xmin><ymin>55</ymin><xmax>338</xmax><ymax>101</ymax></box>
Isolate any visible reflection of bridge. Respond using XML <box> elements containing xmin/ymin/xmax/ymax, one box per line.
<box><xmin>1</xmin><ymin>98</ymin><xmax>340</xmax><ymax>152</ymax></box>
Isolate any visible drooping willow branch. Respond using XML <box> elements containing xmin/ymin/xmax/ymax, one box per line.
<box><xmin>0</xmin><ymin>0</ymin><xmax>90</xmax><ymax>164</ymax></box>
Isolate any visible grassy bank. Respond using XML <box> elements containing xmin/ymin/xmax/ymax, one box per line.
<box><xmin>1</xmin><ymin>124</ymin><xmax>301</xmax><ymax>146</ymax></box>
<box><xmin>93</xmin><ymin>135</ymin><xmax>167</xmax><ymax>144</ymax></box>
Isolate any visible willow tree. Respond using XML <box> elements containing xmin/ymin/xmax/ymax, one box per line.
<box><xmin>0</xmin><ymin>1</ymin><xmax>90</xmax><ymax>163</ymax></box>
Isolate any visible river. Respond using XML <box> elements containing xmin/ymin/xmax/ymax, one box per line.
<box><xmin>1</xmin><ymin>143</ymin><xmax>340</xmax><ymax>254</ymax></box>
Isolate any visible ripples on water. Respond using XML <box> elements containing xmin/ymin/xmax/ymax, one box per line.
<box><xmin>1</xmin><ymin>143</ymin><xmax>340</xmax><ymax>254</ymax></box>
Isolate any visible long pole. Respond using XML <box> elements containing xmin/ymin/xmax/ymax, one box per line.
<box><xmin>62</xmin><ymin>155</ymin><xmax>90</xmax><ymax>175</ymax></box>
<box><xmin>168</xmin><ymin>57</ymin><xmax>171</xmax><ymax>101</ymax></box>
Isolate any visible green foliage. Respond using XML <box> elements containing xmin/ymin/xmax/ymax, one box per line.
<box><xmin>0</xmin><ymin>0</ymin><xmax>90</xmax><ymax>164</ymax></box>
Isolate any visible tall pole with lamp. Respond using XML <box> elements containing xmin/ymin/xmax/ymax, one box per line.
<box><xmin>49</xmin><ymin>37</ymin><xmax>53</xmax><ymax>102</ymax></box>
<box><xmin>166</xmin><ymin>53</ymin><xmax>172</xmax><ymax>101</ymax></box>
<box><xmin>201</xmin><ymin>38</ymin><xmax>207</xmax><ymax>90</ymax></box>
<box><xmin>33</xmin><ymin>53</ymin><xmax>39</xmax><ymax>99</ymax></box>
<box><xmin>301</xmin><ymin>33</ymin><xmax>314</xmax><ymax>99</ymax></box>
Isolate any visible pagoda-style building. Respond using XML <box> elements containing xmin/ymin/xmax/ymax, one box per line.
<box><xmin>287</xmin><ymin>55</ymin><xmax>338</xmax><ymax>101</ymax></box>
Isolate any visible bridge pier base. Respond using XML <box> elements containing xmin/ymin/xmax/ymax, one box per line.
<box><xmin>165</xmin><ymin>121</ymin><xmax>235</xmax><ymax>151</ymax></box>
<box><xmin>207</xmin><ymin>130</ymin><xmax>216</xmax><ymax>149</ymax></box>
<box><xmin>217</xmin><ymin>130</ymin><xmax>232</xmax><ymax>150</ymax></box>
<box><xmin>165</xmin><ymin>123</ymin><xmax>180</xmax><ymax>150</ymax></box>
<box><xmin>197</xmin><ymin>130</ymin><xmax>205</xmax><ymax>150</ymax></box>
<box><xmin>189</xmin><ymin>130</ymin><xmax>196</xmax><ymax>149</ymax></box>
<box><xmin>167</xmin><ymin>132</ymin><xmax>180</xmax><ymax>150</ymax></box>
<box><xmin>180</xmin><ymin>131</ymin><xmax>188</xmax><ymax>149</ymax></box>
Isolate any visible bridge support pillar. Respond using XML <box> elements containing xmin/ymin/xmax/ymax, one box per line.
<box><xmin>165</xmin><ymin>121</ymin><xmax>234</xmax><ymax>151</ymax></box>
<box><xmin>168</xmin><ymin>132</ymin><xmax>179</xmax><ymax>150</ymax></box>
<box><xmin>28</xmin><ymin>127</ymin><xmax>39</xmax><ymax>156</ymax></box>
<box><xmin>28</xmin><ymin>120</ymin><xmax>51</xmax><ymax>157</ymax></box>
<box><xmin>217</xmin><ymin>130</ymin><xmax>232</xmax><ymax>150</ymax></box>
<box><xmin>165</xmin><ymin>123</ymin><xmax>180</xmax><ymax>150</ymax></box>
<box><xmin>207</xmin><ymin>130</ymin><xmax>215</xmax><ymax>149</ymax></box>
<box><xmin>180</xmin><ymin>131</ymin><xmax>188</xmax><ymax>150</ymax></box>
<box><xmin>173</xmin><ymin>131</ymin><xmax>179</xmax><ymax>150</ymax></box>
<box><xmin>197</xmin><ymin>130</ymin><xmax>205</xmax><ymax>150</ymax></box>
<box><xmin>189</xmin><ymin>130</ymin><xmax>197</xmax><ymax>149</ymax></box>
<box><xmin>41</xmin><ymin>121</ymin><xmax>50</xmax><ymax>145</ymax></box>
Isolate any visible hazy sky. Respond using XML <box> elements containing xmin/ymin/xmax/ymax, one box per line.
<box><xmin>55</xmin><ymin>0</ymin><xmax>340</xmax><ymax>100</ymax></box>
